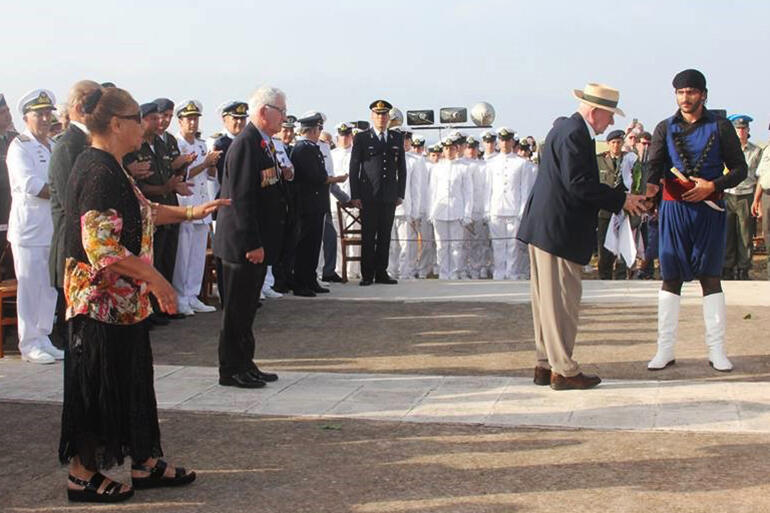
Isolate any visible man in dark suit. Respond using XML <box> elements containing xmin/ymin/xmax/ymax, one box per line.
<box><xmin>48</xmin><ymin>80</ymin><xmax>101</xmax><ymax>342</ymax></box>
<box><xmin>272</xmin><ymin>115</ymin><xmax>302</xmax><ymax>293</ymax></box>
<box><xmin>349</xmin><ymin>100</ymin><xmax>407</xmax><ymax>286</ymax></box>
<box><xmin>517</xmin><ymin>83</ymin><xmax>647</xmax><ymax>390</ymax></box>
<box><xmin>290</xmin><ymin>113</ymin><xmax>348</xmax><ymax>296</ymax></box>
<box><xmin>213</xmin><ymin>86</ymin><xmax>288</xmax><ymax>389</ymax></box>
<box><xmin>0</xmin><ymin>93</ymin><xmax>18</xmax><ymax>279</ymax></box>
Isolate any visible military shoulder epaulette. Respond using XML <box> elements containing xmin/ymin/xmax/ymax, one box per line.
<box><xmin>16</xmin><ymin>133</ymin><xmax>31</xmax><ymax>142</ymax></box>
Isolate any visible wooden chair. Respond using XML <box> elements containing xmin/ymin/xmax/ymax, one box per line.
<box><xmin>336</xmin><ymin>202</ymin><xmax>362</xmax><ymax>283</ymax></box>
<box><xmin>200</xmin><ymin>227</ymin><xmax>217</xmax><ymax>303</ymax></box>
<box><xmin>0</xmin><ymin>242</ymin><xmax>17</xmax><ymax>358</ymax></box>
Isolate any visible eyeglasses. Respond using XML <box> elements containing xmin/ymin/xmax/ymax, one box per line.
<box><xmin>266</xmin><ymin>104</ymin><xmax>287</xmax><ymax>116</ymax></box>
<box><xmin>117</xmin><ymin>112</ymin><xmax>142</xmax><ymax>123</ymax></box>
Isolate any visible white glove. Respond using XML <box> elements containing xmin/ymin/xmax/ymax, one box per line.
<box><xmin>462</xmin><ymin>217</ymin><xmax>472</xmax><ymax>227</ymax></box>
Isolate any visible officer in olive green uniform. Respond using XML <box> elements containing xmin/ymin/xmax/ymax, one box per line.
<box><xmin>723</xmin><ymin>114</ymin><xmax>762</xmax><ymax>280</ymax></box>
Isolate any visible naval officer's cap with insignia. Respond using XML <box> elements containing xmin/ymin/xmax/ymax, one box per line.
<box><xmin>496</xmin><ymin>127</ymin><xmax>515</xmax><ymax>141</ymax></box>
<box><xmin>18</xmin><ymin>89</ymin><xmax>56</xmax><ymax>115</ymax></box>
<box><xmin>412</xmin><ymin>134</ymin><xmax>425</xmax><ymax>147</ymax></box>
<box><xmin>282</xmin><ymin>115</ymin><xmax>298</xmax><ymax>129</ymax></box>
<box><xmin>728</xmin><ymin>114</ymin><xmax>753</xmax><ymax>129</ymax></box>
<box><xmin>481</xmin><ymin>130</ymin><xmax>497</xmax><ymax>142</ymax></box>
<box><xmin>428</xmin><ymin>143</ymin><xmax>442</xmax><ymax>153</ymax></box>
<box><xmin>336</xmin><ymin>122</ymin><xmax>353</xmax><ymax>135</ymax></box>
<box><xmin>153</xmin><ymin>98</ymin><xmax>175</xmax><ymax>113</ymax></box>
<box><xmin>466</xmin><ymin>136</ymin><xmax>479</xmax><ymax>148</ymax></box>
<box><xmin>220</xmin><ymin>100</ymin><xmax>248</xmax><ymax>118</ymax></box>
<box><xmin>606</xmin><ymin>129</ymin><xmax>625</xmax><ymax>142</ymax></box>
<box><xmin>369</xmin><ymin>99</ymin><xmax>393</xmax><ymax>114</ymax></box>
<box><xmin>441</xmin><ymin>136</ymin><xmax>457</xmax><ymax>147</ymax></box>
<box><xmin>297</xmin><ymin>112</ymin><xmax>324</xmax><ymax>128</ymax></box>
<box><xmin>176</xmin><ymin>99</ymin><xmax>203</xmax><ymax>118</ymax></box>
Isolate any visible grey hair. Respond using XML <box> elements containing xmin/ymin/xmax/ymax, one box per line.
<box><xmin>67</xmin><ymin>80</ymin><xmax>101</xmax><ymax>111</ymax></box>
<box><xmin>248</xmin><ymin>86</ymin><xmax>286</xmax><ymax>115</ymax></box>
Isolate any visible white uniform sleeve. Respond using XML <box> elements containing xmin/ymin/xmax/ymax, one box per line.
<box><xmin>6</xmin><ymin>140</ymin><xmax>45</xmax><ymax>196</ymax></box>
<box><xmin>463</xmin><ymin>165</ymin><xmax>473</xmax><ymax>222</ymax></box>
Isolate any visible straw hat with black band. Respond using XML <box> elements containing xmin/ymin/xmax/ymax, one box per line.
<box><xmin>572</xmin><ymin>83</ymin><xmax>625</xmax><ymax>117</ymax></box>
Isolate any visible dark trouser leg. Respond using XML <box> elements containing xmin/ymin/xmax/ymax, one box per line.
<box><xmin>375</xmin><ymin>202</ymin><xmax>396</xmax><ymax>276</ymax></box>
<box><xmin>53</xmin><ymin>287</ymin><xmax>67</xmax><ymax>349</ymax></box>
<box><xmin>295</xmin><ymin>213</ymin><xmax>325</xmax><ymax>289</ymax></box>
<box><xmin>215</xmin><ymin>256</ymin><xmax>225</xmax><ymax>299</ymax></box>
<box><xmin>321</xmin><ymin>212</ymin><xmax>337</xmax><ymax>277</ymax></box>
<box><xmin>150</xmin><ymin>227</ymin><xmax>169</xmax><ymax>313</ymax></box>
<box><xmin>273</xmin><ymin>216</ymin><xmax>300</xmax><ymax>289</ymax></box>
<box><xmin>596</xmin><ymin>216</ymin><xmax>616</xmax><ymax>279</ymax></box>
<box><xmin>764</xmin><ymin>193</ymin><xmax>770</xmax><ymax>280</ymax></box>
<box><xmin>734</xmin><ymin>193</ymin><xmax>754</xmax><ymax>272</ymax></box>
<box><xmin>360</xmin><ymin>200</ymin><xmax>381</xmax><ymax>280</ymax></box>
<box><xmin>723</xmin><ymin>193</ymin><xmax>738</xmax><ymax>271</ymax></box>
<box><xmin>218</xmin><ymin>260</ymin><xmax>266</xmax><ymax>378</ymax></box>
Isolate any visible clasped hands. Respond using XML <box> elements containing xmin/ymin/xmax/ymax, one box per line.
<box><xmin>624</xmin><ymin>183</ymin><xmax>660</xmax><ymax>216</ymax></box>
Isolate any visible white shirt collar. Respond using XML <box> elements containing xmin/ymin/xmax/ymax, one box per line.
<box><xmin>581</xmin><ymin>115</ymin><xmax>596</xmax><ymax>140</ymax></box>
<box><xmin>70</xmin><ymin>120</ymin><xmax>90</xmax><ymax>136</ymax></box>
<box><xmin>372</xmin><ymin>128</ymin><xmax>387</xmax><ymax>139</ymax></box>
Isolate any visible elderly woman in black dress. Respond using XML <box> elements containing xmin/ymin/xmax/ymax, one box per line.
<box><xmin>59</xmin><ymin>86</ymin><xmax>228</xmax><ymax>503</ymax></box>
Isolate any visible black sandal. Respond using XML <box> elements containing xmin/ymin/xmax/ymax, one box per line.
<box><xmin>67</xmin><ymin>473</ymin><xmax>134</xmax><ymax>503</ymax></box>
<box><xmin>131</xmin><ymin>459</ymin><xmax>196</xmax><ymax>489</ymax></box>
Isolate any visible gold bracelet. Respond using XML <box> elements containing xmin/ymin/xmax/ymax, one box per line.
<box><xmin>186</xmin><ymin>206</ymin><xmax>193</xmax><ymax>221</ymax></box>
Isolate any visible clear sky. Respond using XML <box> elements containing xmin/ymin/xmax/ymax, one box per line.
<box><xmin>2</xmin><ymin>0</ymin><xmax>768</xmax><ymax>144</ymax></box>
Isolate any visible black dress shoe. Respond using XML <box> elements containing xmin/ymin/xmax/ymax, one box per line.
<box><xmin>219</xmin><ymin>372</ymin><xmax>266</xmax><ymax>389</ymax></box>
<box><xmin>149</xmin><ymin>313</ymin><xmax>170</xmax><ymax>326</ymax></box>
<box><xmin>249</xmin><ymin>368</ymin><xmax>279</xmax><ymax>382</ymax></box>
<box><xmin>375</xmin><ymin>274</ymin><xmax>398</xmax><ymax>284</ymax></box>
<box><xmin>312</xmin><ymin>283</ymin><xmax>330</xmax><ymax>293</ymax></box>
<box><xmin>272</xmin><ymin>284</ymin><xmax>291</xmax><ymax>294</ymax></box>
<box><xmin>293</xmin><ymin>288</ymin><xmax>317</xmax><ymax>297</ymax></box>
<box><xmin>322</xmin><ymin>273</ymin><xmax>344</xmax><ymax>283</ymax></box>
<box><xmin>359</xmin><ymin>279</ymin><xmax>373</xmax><ymax>286</ymax></box>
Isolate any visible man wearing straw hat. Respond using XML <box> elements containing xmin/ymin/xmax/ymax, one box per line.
<box><xmin>517</xmin><ymin>83</ymin><xmax>648</xmax><ymax>390</ymax></box>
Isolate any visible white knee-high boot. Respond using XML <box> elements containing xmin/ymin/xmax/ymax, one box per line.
<box><xmin>648</xmin><ymin>290</ymin><xmax>680</xmax><ymax>370</ymax></box>
<box><xmin>703</xmin><ymin>292</ymin><xmax>733</xmax><ymax>372</ymax></box>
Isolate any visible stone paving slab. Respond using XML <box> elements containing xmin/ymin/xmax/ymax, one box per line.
<box><xmin>301</xmin><ymin>279</ymin><xmax>770</xmax><ymax>306</ymax></box>
<box><xmin>2</xmin><ymin>358</ymin><xmax>770</xmax><ymax>434</ymax></box>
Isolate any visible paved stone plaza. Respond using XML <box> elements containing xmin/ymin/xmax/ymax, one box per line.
<box><xmin>1</xmin><ymin>279</ymin><xmax>769</xmax><ymax>512</ymax></box>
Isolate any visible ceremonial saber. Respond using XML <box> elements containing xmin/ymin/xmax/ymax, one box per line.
<box><xmin>670</xmin><ymin>167</ymin><xmax>725</xmax><ymax>212</ymax></box>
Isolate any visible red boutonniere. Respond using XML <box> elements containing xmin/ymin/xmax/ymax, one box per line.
<box><xmin>260</xmin><ymin>140</ymin><xmax>267</xmax><ymax>149</ymax></box>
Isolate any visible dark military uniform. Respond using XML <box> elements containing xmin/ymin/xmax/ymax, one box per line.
<box><xmin>0</xmin><ymin>128</ymin><xmax>17</xmax><ymax>278</ymax></box>
<box><xmin>349</xmin><ymin>125</ymin><xmax>407</xmax><ymax>282</ymax></box>
<box><xmin>290</xmin><ymin>137</ymin><xmax>329</xmax><ymax>293</ymax></box>
<box><xmin>124</xmin><ymin>138</ymin><xmax>180</xmax><ymax>291</ymax></box>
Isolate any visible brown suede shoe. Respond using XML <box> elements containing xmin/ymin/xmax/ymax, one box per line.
<box><xmin>550</xmin><ymin>372</ymin><xmax>602</xmax><ymax>391</ymax></box>
<box><xmin>533</xmin><ymin>367</ymin><xmax>551</xmax><ymax>386</ymax></box>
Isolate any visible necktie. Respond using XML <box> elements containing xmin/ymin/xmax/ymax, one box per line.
<box><xmin>379</xmin><ymin>132</ymin><xmax>385</xmax><ymax>144</ymax></box>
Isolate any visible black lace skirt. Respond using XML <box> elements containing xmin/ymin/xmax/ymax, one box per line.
<box><xmin>59</xmin><ymin>316</ymin><xmax>163</xmax><ymax>470</ymax></box>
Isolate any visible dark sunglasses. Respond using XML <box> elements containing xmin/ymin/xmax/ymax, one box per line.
<box><xmin>117</xmin><ymin>112</ymin><xmax>142</xmax><ymax>123</ymax></box>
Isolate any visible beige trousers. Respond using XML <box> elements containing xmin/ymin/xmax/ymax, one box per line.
<box><xmin>529</xmin><ymin>245</ymin><xmax>583</xmax><ymax>377</ymax></box>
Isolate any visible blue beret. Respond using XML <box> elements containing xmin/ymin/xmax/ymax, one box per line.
<box><xmin>606</xmin><ymin>129</ymin><xmax>625</xmax><ymax>142</ymax></box>
<box><xmin>153</xmin><ymin>98</ymin><xmax>174</xmax><ymax>112</ymax></box>
<box><xmin>728</xmin><ymin>114</ymin><xmax>753</xmax><ymax>128</ymax></box>
<box><xmin>140</xmin><ymin>102</ymin><xmax>159</xmax><ymax>117</ymax></box>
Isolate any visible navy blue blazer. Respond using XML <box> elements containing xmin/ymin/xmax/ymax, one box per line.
<box><xmin>213</xmin><ymin>122</ymin><xmax>288</xmax><ymax>264</ymax></box>
<box><xmin>517</xmin><ymin>112</ymin><xmax>626</xmax><ymax>265</ymax></box>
